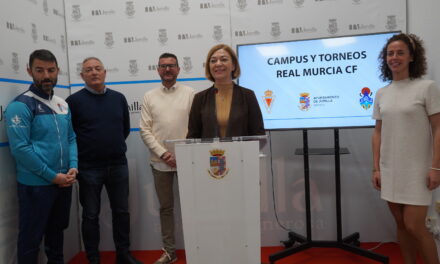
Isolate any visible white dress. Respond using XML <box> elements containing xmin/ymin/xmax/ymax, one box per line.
<box><xmin>373</xmin><ymin>78</ymin><xmax>440</xmax><ymax>205</ymax></box>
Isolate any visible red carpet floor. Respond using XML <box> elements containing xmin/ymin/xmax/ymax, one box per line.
<box><xmin>69</xmin><ymin>242</ymin><xmax>423</xmax><ymax>263</ymax></box>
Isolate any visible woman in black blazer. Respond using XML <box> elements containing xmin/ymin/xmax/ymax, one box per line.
<box><xmin>187</xmin><ymin>44</ymin><xmax>265</xmax><ymax>139</ymax></box>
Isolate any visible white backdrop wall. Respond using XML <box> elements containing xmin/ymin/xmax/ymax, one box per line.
<box><xmin>64</xmin><ymin>0</ymin><xmax>406</xmax><ymax>252</ymax></box>
<box><xmin>0</xmin><ymin>0</ymin><xmax>80</xmax><ymax>263</ymax></box>
<box><xmin>9</xmin><ymin>0</ymin><xmax>440</xmax><ymax>262</ymax></box>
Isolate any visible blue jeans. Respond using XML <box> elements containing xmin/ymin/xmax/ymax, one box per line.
<box><xmin>17</xmin><ymin>183</ymin><xmax>72</xmax><ymax>264</ymax></box>
<box><xmin>77</xmin><ymin>164</ymin><xmax>130</xmax><ymax>261</ymax></box>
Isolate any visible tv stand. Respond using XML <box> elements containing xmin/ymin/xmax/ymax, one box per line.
<box><xmin>269</xmin><ymin>128</ymin><xmax>389</xmax><ymax>263</ymax></box>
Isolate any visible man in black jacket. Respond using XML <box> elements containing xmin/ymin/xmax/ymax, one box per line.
<box><xmin>66</xmin><ymin>57</ymin><xmax>141</xmax><ymax>264</ymax></box>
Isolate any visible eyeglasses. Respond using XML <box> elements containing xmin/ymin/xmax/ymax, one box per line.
<box><xmin>158</xmin><ymin>64</ymin><xmax>178</xmax><ymax>69</ymax></box>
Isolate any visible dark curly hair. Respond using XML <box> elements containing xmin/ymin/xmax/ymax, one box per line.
<box><xmin>378</xmin><ymin>33</ymin><xmax>427</xmax><ymax>81</ymax></box>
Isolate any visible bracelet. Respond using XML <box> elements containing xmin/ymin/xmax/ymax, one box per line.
<box><xmin>372</xmin><ymin>168</ymin><xmax>380</xmax><ymax>172</ymax></box>
<box><xmin>431</xmin><ymin>167</ymin><xmax>440</xmax><ymax>171</ymax></box>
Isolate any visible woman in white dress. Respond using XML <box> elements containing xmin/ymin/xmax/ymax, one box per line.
<box><xmin>372</xmin><ymin>33</ymin><xmax>440</xmax><ymax>264</ymax></box>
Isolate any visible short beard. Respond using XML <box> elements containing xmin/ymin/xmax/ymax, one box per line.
<box><xmin>35</xmin><ymin>78</ymin><xmax>57</xmax><ymax>95</ymax></box>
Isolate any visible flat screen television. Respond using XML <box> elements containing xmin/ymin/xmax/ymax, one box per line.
<box><xmin>237</xmin><ymin>31</ymin><xmax>399</xmax><ymax>130</ymax></box>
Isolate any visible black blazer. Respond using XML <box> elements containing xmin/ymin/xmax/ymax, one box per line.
<box><xmin>187</xmin><ymin>84</ymin><xmax>265</xmax><ymax>139</ymax></box>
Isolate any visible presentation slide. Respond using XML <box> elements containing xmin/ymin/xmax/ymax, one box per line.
<box><xmin>237</xmin><ymin>32</ymin><xmax>398</xmax><ymax>130</ymax></box>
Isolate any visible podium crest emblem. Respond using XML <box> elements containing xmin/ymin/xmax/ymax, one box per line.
<box><xmin>208</xmin><ymin>149</ymin><xmax>229</xmax><ymax>179</ymax></box>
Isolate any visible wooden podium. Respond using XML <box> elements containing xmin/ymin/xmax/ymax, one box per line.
<box><xmin>171</xmin><ymin>137</ymin><xmax>266</xmax><ymax>264</ymax></box>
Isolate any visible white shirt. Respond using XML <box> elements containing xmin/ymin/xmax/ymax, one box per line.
<box><xmin>139</xmin><ymin>83</ymin><xmax>195</xmax><ymax>171</ymax></box>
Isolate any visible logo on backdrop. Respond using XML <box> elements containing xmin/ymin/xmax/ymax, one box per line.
<box><xmin>43</xmin><ymin>0</ymin><xmax>49</xmax><ymax>15</ymax></box>
<box><xmin>105</xmin><ymin>32</ymin><xmax>114</xmax><ymax>48</ymax></box>
<box><xmin>293</xmin><ymin>0</ymin><xmax>305</xmax><ymax>8</ymax></box>
<box><xmin>31</xmin><ymin>23</ymin><xmax>38</xmax><ymax>43</ymax></box>
<box><xmin>123</xmin><ymin>35</ymin><xmax>149</xmax><ymax>44</ymax></box>
<box><xmin>385</xmin><ymin>15</ymin><xmax>397</xmax><ymax>31</ymax></box>
<box><xmin>128</xmin><ymin>60</ymin><xmax>139</xmax><ymax>76</ymax></box>
<box><xmin>299</xmin><ymin>92</ymin><xmax>311</xmax><ymax>111</ymax></box>
<box><xmin>180</xmin><ymin>0</ymin><xmax>190</xmax><ymax>14</ymax></box>
<box><xmin>359</xmin><ymin>87</ymin><xmax>373</xmax><ymax>110</ymax></box>
<box><xmin>106</xmin><ymin>66</ymin><xmax>120</xmax><ymax>74</ymax></box>
<box><xmin>263</xmin><ymin>90</ymin><xmax>275</xmax><ymax>114</ymax></box>
<box><xmin>27</xmin><ymin>0</ymin><xmax>37</xmax><ymax>4</ymax></box>
<box><xmin>145</xmin><ymin>5</ymin><xmax>170</xmax><ymax>13</ymax></box>
<box><xmin>0</xmin><ymin>58</ymin><xmax>4</xmax><ymax>66</ymax></box>
<box><xmin>91</xmin><ymin>9</ymin><xmax>116</xmax><ymax>16</ymax></box>
<box><xmin>327</xmin><ymin>18</ymin><xmax>338</xmax><ymax>35</ymax></box>
<box><xmin>158</xmin><ymin>29</ymin><xmax>168</xmax><ymax>45</ymax></box>
<box><xmin>11</xmin><ymin>53</ymin><xmax>19</xmax><ymax>73</ymax></box>
<box><xmin>72</xmin><ymin>5</ymin><xmax>82</xmax><ymax>21</ymax></box>
<box><xmin>236</xmin><ymin>0</ymin><xmax>247</xmax><ymax>11</ymax></box>
<box><xmin>200</xmin><ymin>1</ymin><xmax>226</xmax><ymax>9</ymax></box>
<box><xmin>148</xmin><ymin>64</ymin><xmax>158</xmax><ymax>71</ymax></box>
<box><xmin>235</xmin><ymin>29</ymin><xmax>260</xmax><ymax>37</ymax></box>
<box><xmin>58</xmin><ymin>69</ymin><xmax>68</xmax><ymax>77</ymax></box>
<box><xmin>352</xmin><ymin>0</ymin><xmax>361</xmax><ymax>4</ymax></box>
<box><xmin>291</xmin><ymin>26</ymin><xmax>317</xmax><ymax>34</ymax></box>
<box><xmin>208</xmin><ymin>149</ymin><xmax>229</xmax><ymax>179</ymax></box>
<box><xmin>128</xmin><ymin>101</ymin><xmax>142</xmax><ymax>113</ymax></box>
<box><xmin>258</xmin><ymin>0</ymin><xmax>283</xmax><ymax>5</ymax></box>
<box><xmin>213</xmin><ymin>25</ymin><xmax>223</xmax><ymax>42</ymax></box>
<box><xmin>270</xmin><ymin>22</ymin><xmax>281</xmax><ymax>39</ymax></box>
<box><xmin>76</xmin><ymin>63</ymin><xmax>82</xmax><ymax>77</ymax></box>
<box><xmin>60</xmin><ymin>35</ymin><xmax>66</xmax><ymax>51</ymax></box>
<box><xmin>126</xmin><ymin>1</ymin><xmax>135</xmax><ymax>17</ymax></box>
<box><xmin>70</xmin><ymin>39</ymin><xmax>95</xmax><ymax>47</ymax></box>
<box><xmin>53</xmin><ymin>8</ymin><xmax>65</xmax><ymax>18</ymax></box>
<box><xmin>6</xmin><ymin>21</ymin><xmax>25</xmax><ymax>34</ymax></box>
<box><xmin>182</xmin><ymin>57</ymin><xmax>193</xmax><ymax>73</ymax></box>
<box><xmin>348</xmin><ymin>23</ymin><xmax>374</xmax><ymax>31</ymax></box>
<box><xmin>43</xmin><ymin>34</ymin><xmax>56</xmax><ymax>44</ymax></box>
<box><xmin>178</xmin><ymin>32</ymin><xmax>203</xmax><ymax>40</ymax></box>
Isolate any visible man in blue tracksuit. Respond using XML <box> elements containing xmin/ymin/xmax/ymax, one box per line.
<box><xmin>5</xmin><ymin>49</ymin><xmax>78</xmax><ymax>264</ymax></box>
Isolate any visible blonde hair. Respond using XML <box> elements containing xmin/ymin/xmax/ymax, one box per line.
<box><xmin>204</xmin><ymin>44</ymin><xmax>241</xmax><ymax>82</ymax></box>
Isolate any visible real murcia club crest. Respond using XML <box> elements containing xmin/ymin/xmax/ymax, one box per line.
<box><xmin>208</xmin><ymin>149</ymin><xmax>229</xmax><ymax>179</ymax></box>
<box><xmin>270</xmin><ymin>22</ymin><xmax>281</xmax><ymax>38</ymax></box>
<box><xmin>126</xmin><ymin>1</ymin><xmax>135</xmax><ymax>17</ymax></box>
<box><xmin>385</xmin><ymin>15</ymin><xmax>397</xmax><ymax>31</ymax></box>
<box><xmin>158</xmin><ymin>29</ymin><xmax>168</xmax><ymax>45</ymax></box>
<box><xmin>104</xmin><ymin>32</ymin><xmax>114</xmax><ymax>48</ymax></box>
<box><xmin>182</xmin><ymin>57</ymin><xmax>192</xmax><ymax>73</ymax></box>
<box><xmin>128</xmin><ymin>60</ymin><xmax>139</xmax><ymax>75</ymax></box>
<box><xmin>213</xmin><ymin>25</ymin><xmax>223</xmax><ymax>42</ymax></box>
<box><xmin>12</xmin><ymin>52</ymin><xmax>19</xmax><ymax>73</ymax></box>
<box><xmin>263</xmin><ymin>90</ymin><xmax>275</xmax><ymax>113</ymax></box>
<box><xmin>299</xmin><ymin>92</ymin><xmax>311</xmax><ymax>111</ymax></box>
<box><xmin>237</xmin><ymin>0</ymin><xmax>247</xmax><ymax>11</ymax></box>
<box><xmin>72</xmin><ymin>5</ymin><xmax>81</xmax><ymax>21</ymax></box>
<box><xmin>327</xmin><ymin>19</ymin><xmax>338</xmax><ymax>35</ymax></box>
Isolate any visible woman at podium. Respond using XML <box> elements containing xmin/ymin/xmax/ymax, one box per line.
<box><xmin>372</xmin><ymin>33</ymin><xmax>440</xmax><ymax>264</ymax></box>
<box><xmin>187</xmin><ymin>44</ymin><xmax>265</xmax><ymax>138</ymax></box>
